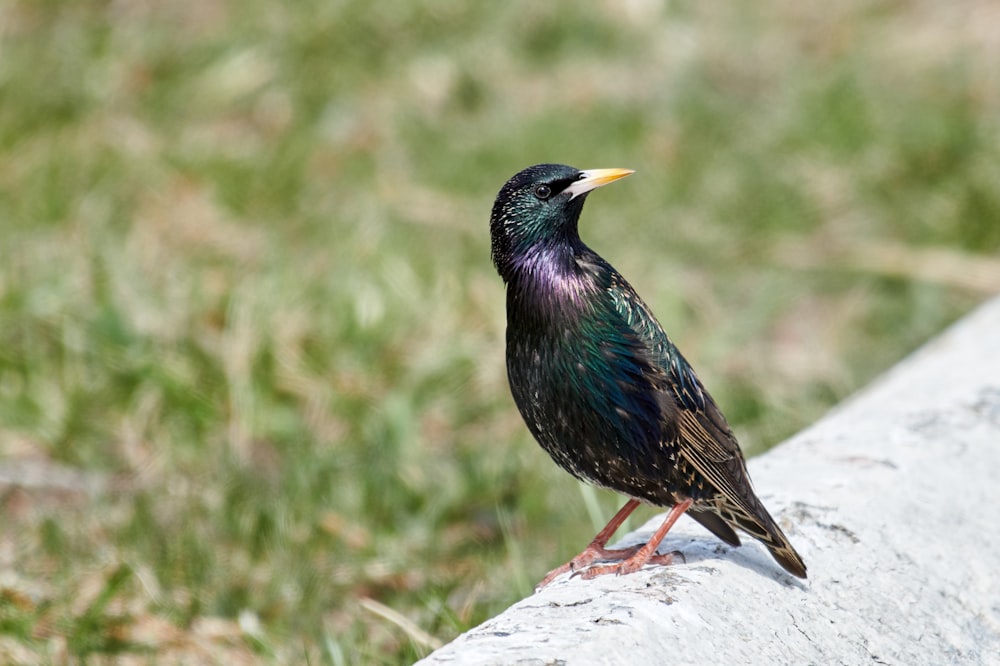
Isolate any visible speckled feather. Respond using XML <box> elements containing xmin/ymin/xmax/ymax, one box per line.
<box><xmin>492</xmin><ymin>164</ymin><xmax>806</xmax><ymax>579</ymax></box>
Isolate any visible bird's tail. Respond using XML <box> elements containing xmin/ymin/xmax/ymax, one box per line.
<box><xmin>720</xmin><ymin>502</ymin><xmax>807</xmax><ymax>579</ymax></box>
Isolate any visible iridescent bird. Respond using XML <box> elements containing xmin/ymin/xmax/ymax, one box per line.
<box><xmin>490</xmin><ymin>164</ymin><xmax>806</xmax><ymax>587</ymax></box>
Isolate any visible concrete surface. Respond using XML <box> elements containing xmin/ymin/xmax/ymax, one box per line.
<box><xmin>418</xmin><ymin>296</ymin><xmax>1000</xmax><ymax>665</ymax></box>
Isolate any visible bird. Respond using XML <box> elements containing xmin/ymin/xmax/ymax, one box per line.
<box><xmin>490</xmin><ymin>163</ymin><xmax>807</xmax><ymax>587</ymax></box>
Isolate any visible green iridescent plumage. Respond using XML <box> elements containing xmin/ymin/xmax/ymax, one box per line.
<box><xmin>491</xmin><ymin>164</ymin><xmax>807</xmax><ymax>584</ymax></box>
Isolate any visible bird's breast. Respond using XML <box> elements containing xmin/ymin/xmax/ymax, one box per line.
<box><xmin>503</xmin><ymin>281</ymin><xmax>674</xmax><ymax>494</ymax></box>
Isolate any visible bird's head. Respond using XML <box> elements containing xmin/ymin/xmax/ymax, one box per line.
<box><xmin>490</xmin><ymin>163</ymin><xmax>634</xmax><ymax>280</ymax></box>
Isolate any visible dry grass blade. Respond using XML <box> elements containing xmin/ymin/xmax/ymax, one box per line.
<box><xmin>358</xmin><ymin>597</ymin><xmax>444</xmax><ymax>651</ymax></box>
<box><xmin>773</xmin><ymin>236</ymin><xmax>1000</xmax><ymax>294</ymax></box>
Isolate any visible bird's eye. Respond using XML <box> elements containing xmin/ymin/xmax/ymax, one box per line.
<box><xmin>533</xmin><ymin>184</ymin><xmax>552</xmax><ymax>200</ymax></box>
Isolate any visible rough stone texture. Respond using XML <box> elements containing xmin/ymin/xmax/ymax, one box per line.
<box><xmin>419</xmin><ymin>297</ymin><xmax>1000</xmax><ymax>665</ymax></box>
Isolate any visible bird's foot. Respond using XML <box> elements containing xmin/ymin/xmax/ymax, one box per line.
<box><xmin>578</xmin><ymin>549</ymin><xmax>684</xmax><ymax>580</ymax></box>
<box><xmin>536</xmin><ymin>544</ymin><xmax>643</xmax><ymax>589</ymax></box>
<box><xmin>535</xmin><ymin>499</ymin><xmax>693</xmax><ymax>588</ymax></box>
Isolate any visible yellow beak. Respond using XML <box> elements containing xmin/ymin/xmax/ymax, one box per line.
<box><xmin>565</xmin><ymin>168</ymin><xmax>635</xmax><ymax>200</ymax></box>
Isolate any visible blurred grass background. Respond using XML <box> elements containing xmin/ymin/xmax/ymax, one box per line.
<box><xmin>1</xmin><ymin>0</ymin><xmax>998</xmax><ymax>663</ymax></box>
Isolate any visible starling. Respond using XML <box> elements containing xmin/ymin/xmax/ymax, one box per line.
<box><xmin>490</xmin><ymin>164</ymin><xmax>807</xmax><ymax>587</ymax></box>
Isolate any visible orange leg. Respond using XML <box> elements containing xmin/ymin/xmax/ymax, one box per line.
<box><xmin>537</xmin><ymin>499</ymin><xmax>642</xmax><ymax>589</ymax></box>
<box><xmin>580</xmin><ymin>498</ymin><xmax>693</xmax><ymax>579</ymax></box>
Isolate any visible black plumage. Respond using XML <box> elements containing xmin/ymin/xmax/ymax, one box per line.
<box><xmin>490</xmin><ymin>164</ymin><xmax>807</xmax><ymax>586</ymax></box>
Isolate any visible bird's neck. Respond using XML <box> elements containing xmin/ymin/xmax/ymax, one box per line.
<box><xmin>504</xmin><ymin>240</ymin><xmax>599</xmax><ymax>323</ymax></box>
<box><xmin>508</xmin><ymin>238</ymin><xmax>579</xmax><ymax>284</ymax></box>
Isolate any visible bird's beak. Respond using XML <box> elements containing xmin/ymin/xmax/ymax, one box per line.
<box><xmin>564</xmin><ymin>168</ymin><xmax>635</xmax><ymax>200</ymax></box>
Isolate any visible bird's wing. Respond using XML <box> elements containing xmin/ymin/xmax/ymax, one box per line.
<box><xmin>602</xmin><ymin>271</ymin><xmax>764</xmax><ymax>518</ymax></box>
<box><xmin>600</xmin><ymin>265</ymin><xmax>806</xmax><ymax>577</ymax></box>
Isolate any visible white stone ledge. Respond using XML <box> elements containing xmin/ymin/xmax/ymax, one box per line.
<box><xmin>419</xmin><ymin>297</ymin><xmax>1000</xmax><ymax>665</ymax></box>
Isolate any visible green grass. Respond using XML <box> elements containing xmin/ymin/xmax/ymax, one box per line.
<box><xmin>1</xmin><ymin>1</ymin><xmax>998</xmax><ymax>663</ymax></box>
